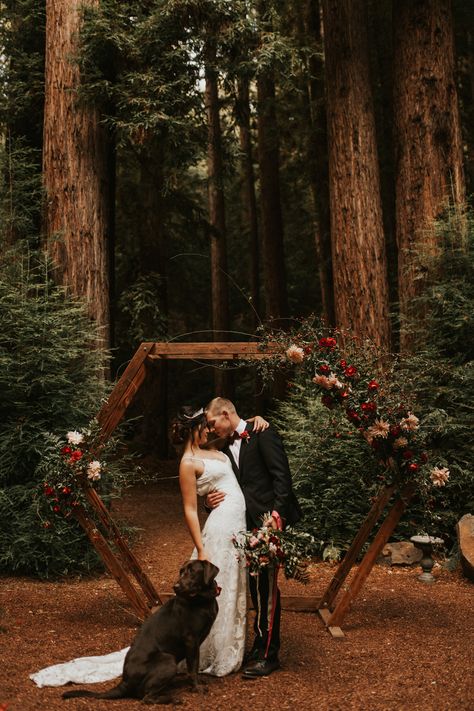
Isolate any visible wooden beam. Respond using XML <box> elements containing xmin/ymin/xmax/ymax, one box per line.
<box><xmin>83</xmin><ymin>486</ymin><xmax>162</xmax><ymax>607</ymax></box>
<box><xmin>318</xmin><ymin>484</ymin><xmax>396</xmax><ymax>611</ymax></box>
<box><xmin>98</xmin><ymin>342</ymin><xmax>154</xmax><ymax>441</ymax></box>
<box><xmin>73</xmin><ymin>506</ymin><xmax>150</xmax><ymax>620</ymax></box>
<box><xmin>147</xmin><ymin>341</ymin><xmax>279</xmax><ymax>360</ymax></box>
<box><xmin>327</xmin><ymin>483</ymin><xmax>415</xmax><ymax>628</ymax></box>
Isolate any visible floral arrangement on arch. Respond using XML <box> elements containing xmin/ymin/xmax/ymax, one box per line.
<box><xmin>232</xmin><ymin>517</ymin><xmax>316</xmax><ymax>581</ymax></box>
<box><xmin>255</xmin><ymin>320</ymin><xmax>450</xmax><ymax>491</ymax></box>
<box><xmin>38</xmin><ymin>420</ymin><xmax>118</xmax><ymax>522</ymax></box>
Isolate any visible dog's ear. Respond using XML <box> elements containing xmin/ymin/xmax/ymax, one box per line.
<box><xmin>201</xmin><ymin>560</ymin><xmax>219</xmax><ymax>586</ymax></box>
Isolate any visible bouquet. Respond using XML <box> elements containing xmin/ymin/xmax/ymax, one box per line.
<box><xmin>233</xmin><ymin>517</ymin><xmax>315</xmax><ymax>583</ymax></box>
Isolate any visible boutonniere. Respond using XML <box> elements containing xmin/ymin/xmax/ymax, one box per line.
<box><xmin>240</xmin><ymin>430</ymin><xmax>250</xmax><ymax>443</ymax></box>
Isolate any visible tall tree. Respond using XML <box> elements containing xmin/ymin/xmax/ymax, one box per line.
<box><xmin>302</xmin><ymin>0</ymin><xmax>334</xmax><ymax>325</ymax></box>
<box><xmin>393</xmin><ymin>0</ymin><xmax>466</xmax><ymax>348</ymax></box>
<box><xmin>42</xmin><ymin>0</ymin><xmax>112</xmax><ymax>349</ymax></box>
<box><xmin>204</xmin><ymin>37</ymin><xmax>232</xmax><ymax>395</ymax></box>
<box><xmin>322</xmin><ymin>0</ymin><xmax>391</xmax><ymax>350</ymax></box>
<box><xmin>256</xmin><ymin>1</ymin><xmax>288</xmax><ymax>324</ymax></box>
<box><xmin>236</xmin><ymin>76</ymin><xmax>260</xmax><ymax>325</ymax></box>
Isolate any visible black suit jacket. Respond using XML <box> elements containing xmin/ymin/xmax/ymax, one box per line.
<box><xmin>225</xmin><ymin>422</ymin><xmax>302</xmax><ymax>530</ymax></box>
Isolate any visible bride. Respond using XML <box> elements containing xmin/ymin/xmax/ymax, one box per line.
<box><xmin>31</xmin><ymin>405</ymin><xmax>268</xmax><ymax>687</ymax></box>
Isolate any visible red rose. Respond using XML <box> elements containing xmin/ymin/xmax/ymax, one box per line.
<box><xmin>319</xmin><ymin>337</ymin><xmax>337</xmax><ymax>349</ymax></box>
<box><xmin>339</xmin><ymin>391</ymin><xmax>349</xmax><ymax>399</ymax></box>
<box><xmin>69</xmin><ymin>450</ymin><xmax>83</xmax><ymax>463</ymax></box>
<box><xmin>390</xmin><ymin>425</ymin><xmax>401</xmax><ymax>437</ymax></box>
<box><xmin>62</xmin><ymin>486</ymin><xmax>72</xmax><ymax>495</ymax></box>
<box><xmin>361</xmin><ymin>401</ymin><xmax>377</xmax><ymax>413</ymax></box>
<box><xmin>304</xmin><ymin>345</ymin><xmax>313</xmax><ymax>355</ymax></box>
<box><xmin>402</xmin><ymin>450</ymin><xmax>414</xmax><ymax>460</ymax></box>
<box><xmin>368</xmin><ymin>379</ymin><xmax>379</xmax><ymax>391</ymax></box>
<box><xmin>344</xmin><ymin>365</ymin><xmax>357</xmax><ymax>378</ymax></box>
<box><xmin>52</xmin><ymin>505</ymin><xmax>61</xmax><ymax>513</ymax></box>
<box><xmin>43</xmin><ymin>486</ymin><xmax>55</xmax><ymax>497</ymax></box>
<box><xmin>408</xmin><ymin>462</ymin><xmax>419</xmax><ymax>472</ymax></box>
<box><xmin>319</xmin><ymin>364</ymin><xmax>331</xmax><ymax>375</ymax></box>
<box><xmin>339</xmin><ymin>359</ymin><xmax>347</xmax><ymax>368</ymax></box>
<box><xmin>61</xmin><ymin>446</ymin><xmax>72</xmax><ymax>455</ymax></box>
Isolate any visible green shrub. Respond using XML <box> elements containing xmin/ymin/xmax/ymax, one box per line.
<box><xmin>0</xmin><ymin>248</ymin><xmax>112</xmax><ymax>577</ymax></box>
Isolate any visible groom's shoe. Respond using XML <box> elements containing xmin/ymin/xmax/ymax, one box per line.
<box><xmin>242</xmin><ymin>658</ymin><xmax>280</xmax><ymax>678</ymax></box>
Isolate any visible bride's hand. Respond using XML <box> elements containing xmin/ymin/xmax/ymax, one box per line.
<box><xmin>197</xmin><ymin>549</ymin><xmax>211</xmax><ymax>561</ymax></box>
<box><xmin>248</xmin><ymin>415</ymin><xmax>269</xmax><ymax>433</ymax></box>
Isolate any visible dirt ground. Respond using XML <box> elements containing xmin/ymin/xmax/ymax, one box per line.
<box><xmin>1</xmin><ymin>470</ymin><xmax>473</xmax><ymax>711</ymax></box>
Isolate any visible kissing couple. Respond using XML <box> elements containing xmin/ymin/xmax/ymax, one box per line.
<box><xmin>174</xmin><ymin>397</ymin><xmax>302</xmax><ymax>679</ymax></box>
<box><xmin>30</xmin><ymin>397</ymin><xmax>301</xmax><ymax>688</ymax></box>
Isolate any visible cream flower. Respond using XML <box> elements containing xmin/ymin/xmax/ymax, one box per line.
<box><xmin>312</xmin><ymin>374</ymin><xmax>331</xmax><ymax>389</ymax></box>
<box><xmin>393</xmin><ymin>436</ymin><xmax>409</xmax><ymax>449</ymax></box>
<box><xmin>400</xmin><ymin>412</ymin><xmax>420</xmax><ymax>432</ymax></box>
<box><xmin>367</xmin><ymin>418</ymin><xmax>390</xmax><ymax>439</ymax></box>
<box><xmin>66</xmin><ymin>430</ymin><xmax>84</xmax><ymax>445</ymax></box>
<box><xmin>430</xmin><ymin>466</ymin><xmax>450</xmax><ymax>487</ymax></box>
<box><xmin>328</xmin><ymin>374</ymin><xmax>344</xmax><ymax>389</ymax></box>
<box><xmin>87</xmin><ymin>460</ymin><xmax>102</xmax><ymax>481</ymax></box>
<box><xmin>286</xmin><ymin>344</ymin><xmax>305</xmax><ymax>363</ymax></box>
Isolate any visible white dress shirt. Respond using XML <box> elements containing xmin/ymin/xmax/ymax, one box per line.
<box><xmin>228</xmin><ymin>418</ymin><xmax>248</xmax><ymax>465</ymax></box>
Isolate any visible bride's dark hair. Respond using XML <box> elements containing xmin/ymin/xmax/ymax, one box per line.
<box><xmin>170</xmin><ymin>406</ymin><xmax>207</xmax><ymax>446</ymax></box>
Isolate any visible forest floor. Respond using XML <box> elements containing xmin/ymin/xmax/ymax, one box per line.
<box><xmin>1</xmin><ymin>464</ymin><xmax>473</xmax><ymax>711</ymax></box>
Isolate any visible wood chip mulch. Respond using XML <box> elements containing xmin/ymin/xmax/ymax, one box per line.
<box><xmin>1</xmin><ymin>472</ymin><xmax>473</xmax><ymax>711</ymax></box>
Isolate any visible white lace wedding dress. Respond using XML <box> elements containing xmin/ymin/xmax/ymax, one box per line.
<box><xmin>30</xmin><ymin>454</ymin><xmax>247</xmax><ymax>687</ymax></box>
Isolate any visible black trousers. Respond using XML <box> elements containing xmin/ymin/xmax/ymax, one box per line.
<box><xmin>248</xmin><ymin>567</ymin><xmax>281</xmax><ymax>661</ymax></box>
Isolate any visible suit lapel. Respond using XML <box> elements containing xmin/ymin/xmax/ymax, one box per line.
<box><xmin>225</xmin><ymin>445</ymin><xmax>241</xmax><ymax>482</ymax></box>
<box><xmin>237</xmin><ymin>421</ymin><xmax>253</xmax><ymax>475</ymax></box>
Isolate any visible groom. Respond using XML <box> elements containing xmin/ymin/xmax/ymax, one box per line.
<box><xmin>205</xmin><ymin>397</ymin><xmax>302</xmax><ymax>678</ymax></box>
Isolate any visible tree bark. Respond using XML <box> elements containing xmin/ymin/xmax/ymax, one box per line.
<box><xmin>236</xmin><ymin>76</ymin><xmax>260</xmax><ymax>327</ymax></box>
<box><xmin>204</xmin><ymin>40</ymin><xmax>232</xmax><ymax>396</ymax></box>
<box><xmin>303</xmin><ymin>0</ymin><xmax>335</xmax><ymax>326</ymax></box>
<box><xmin>257</xmin><ymin>68</ymin><xmax>288</xmax><ymax>323</ymax></box>
<box><xmin>43</xmin><ymin>0</ymin><xmax>111</xmax><ymax>351</ymax></box>
<box><xmin>322</xmin><ymin>0</ymin><xmax>391</xmax><ymax>350</ymax></box>
<box><xmin>393</xmin><ymin>0</ymin><xmax>466</xmax><ymax>349</ymax></box>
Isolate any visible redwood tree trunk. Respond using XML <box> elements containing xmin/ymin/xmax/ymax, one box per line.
<box><xmin>205</xmin><ymin>41</ymin><xmax>232</xmax><ymax>396</ymax></box>
<box><xmin>257</xmin><ymin>68</ymin><xmax>288</xmax><ymax>323</ymax></box>
<box><xmin>236</xmin><ymin>76</ymin><xmax>260</xmax><ymax>327</ymax></box>
<box><xmin>393</xmin><ymin>0</ymin><xmax>465</xmax><ymax>348</ymax></box>
<box><xmin>303</xmin><ymin>0</ymin><xmax>334</xmax><ymax>326</ymax></box>
<box><xmin>322</xmin><ymin>0</ymin><xmax>391</xmax><ymax>350</ymax></box>
<box><xmin>43</xmin><ymin>0</ymin><xmax>111</xmax><ymax>350</ymax></box>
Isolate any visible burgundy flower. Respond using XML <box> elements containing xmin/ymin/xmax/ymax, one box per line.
<box><xmin>61</xmin><ymin>446</ymin><xmax>72</xmax><ymax>455</ymax></box>
<box><xmin>321</xmin><ymin>394</ymin><xmax>334</xmax><ymax>409</ymax></box>
<box><xmin>319</xmin><ymin>364</ymin><xmax>331</xmax><ymax>375</ymax></box>
<box><xmin>402</xmin><ymin>450</ymin><xmax>414</xmax><ymax>460</ymax></box>
<box><xmin>69</xmin><ymin>450</ymin><xmax>83</xmax><ymax>463</ymax></box>
<box><xmin>339</xmin><ymin>359</ymin><xmax>347</xmax><ymax>369</ymax></box>
<box><xmin>304</xmin><ymin>345</ymin><xmax>313</xmax><ymax>355</ymax></box>
<box><xmin>361</xmin><ymin>401</ymin><xmax>377</xmax><ymax>413</ymax></box>
<box><xmin>368</xmin><ymin>379</ymin><xmax>379</xmax><ymax>391</ymax></box>
<box><xmin>408</xmin><ymin>462</ymin><xmax>419</xmax><ymax>473</ymax></box>
<box><xmin>347</xmin><ymin>409</ymin><xmax>360</xmax><ymax>424</ymax></box>
<box><xmin>344</xmin><ymin>365</ymin><xmax>358</xmax><ymax>378</ymax></box>
<box><xmin>390</xmin><ymin>425</ymin><xmax>401</xmax><ymax>437</ymax></box>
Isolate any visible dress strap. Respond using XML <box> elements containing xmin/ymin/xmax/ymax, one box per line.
<box><xmin>181</xmin><ymin>455</ymin><xmax>206</xmax><ymax>464</ymax></box>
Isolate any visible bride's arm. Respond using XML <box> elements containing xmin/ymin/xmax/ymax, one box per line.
<box><xmin>179</xmin><ymin>459</ymin><xmax>208</xmax><ymax>561</ymax></box>
<box><xmin>247</xmin><ymin>415</ymin><xmax>269</xmax><ymax>433</ymax></box>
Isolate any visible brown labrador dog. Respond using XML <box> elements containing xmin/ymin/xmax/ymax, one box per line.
<box><xmin>63</xmin><ymin>559</ymin><xmax>220</xmax><ymax>705</ymax></box>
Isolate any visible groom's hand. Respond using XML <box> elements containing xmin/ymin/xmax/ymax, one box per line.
<box><xmin>205</xmin><ymin>490</ymin><xmax>226</xmax><ymax>509</ymax></box>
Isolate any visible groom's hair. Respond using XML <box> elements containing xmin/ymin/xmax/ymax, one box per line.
<box><xmin>206</xmin><ymin>397</ymin><xmax>236</xmax><ymax>415</ymax></box>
